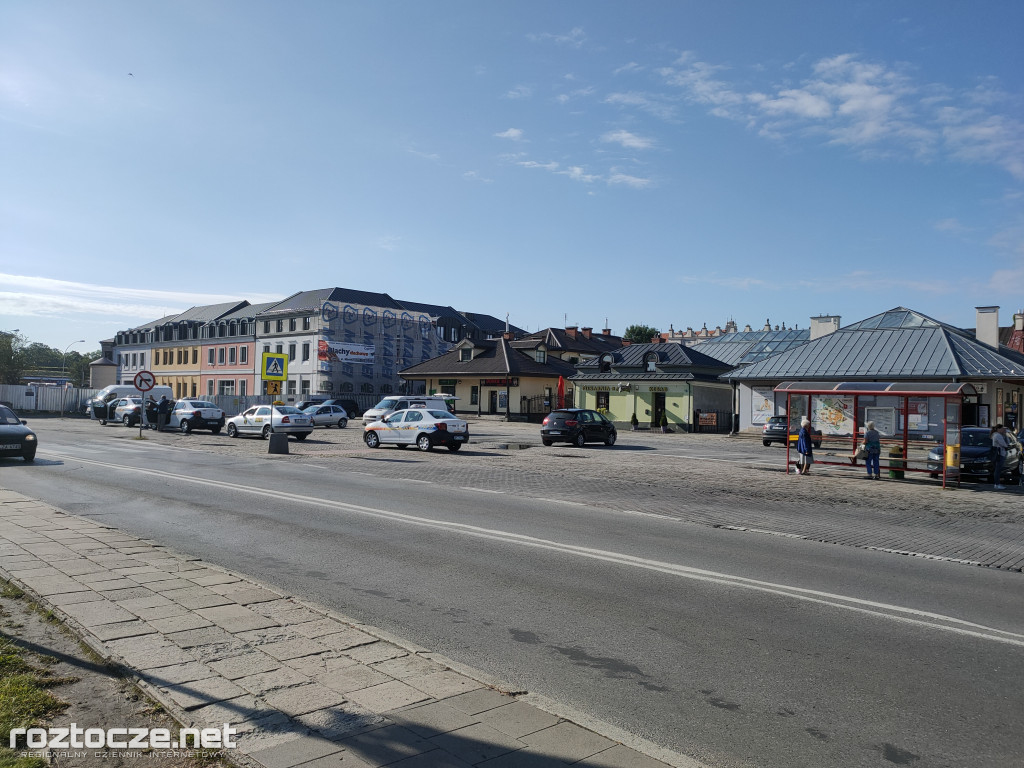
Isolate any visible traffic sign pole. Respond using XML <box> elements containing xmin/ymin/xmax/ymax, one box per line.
<box><xmin>133</xmin><ymin>370</ymin><xmax>155</xmax><ymax>436</ymax></box>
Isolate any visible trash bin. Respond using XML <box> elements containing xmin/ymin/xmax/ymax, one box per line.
<box><xmin>888</xmin><ymin>445</ymin><xmax>905</xmax><ymax>480</ymax></box>
<box><xmin>945</xmin><ymin>444</ymin><xmax>960</xmax><ymax>476</ymax></box>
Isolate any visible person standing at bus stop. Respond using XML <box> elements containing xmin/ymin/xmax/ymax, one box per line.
<box><xmin>992</xmin><ymin>423</ymin><xmax>1009</xmax><ymax>490</ymax></box>
<box><xmin>796</xmin><ymin>417</ymin><xmax>815</xmax><ymax>475</ymax></box>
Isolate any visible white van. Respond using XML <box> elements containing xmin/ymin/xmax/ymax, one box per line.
<box><xmin>362</xmin><ymin>395</ymin><xmax>457</xmax><ymax>426</ymax></box>
<box><xmin>88</xmin><ymin>384</ymin><xmax>174</xmax><ymax>425</ymax></box>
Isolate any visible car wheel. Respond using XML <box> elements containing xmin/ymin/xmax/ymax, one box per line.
<box><xmin>99</xmin><ymin>419</ymin><xmax>107</xmax><ymax>426</ymax></box>
<box><xmin>122</xmin><ymin>415</ymin><xmax>132</xmax><ymax>426</ymax></box>
<box><xmin>930</xmin><ymin>472</ymin><xmax>939</xmax><ymax>479</ymax></box>
<box><xmin>295</xmin><ymin>433</ymin><xmax>309</xmax><ymax>441</ymax></box>
<box><xmin>763</xmin><ymin>440</ymin><xmax>772</xmax><ymax>447</ymax></box>
<box><xmin>814</xmin><ymin>440</ymin><xmax>822</xmax><ymax>449</ymax></box>
<box><xmin>211</xmin><ymin>427</ymin><xmax>221</xmax><ymax>435</ymax></box>
<box><xmin>417</xmin><ymin>434</ymin><xmax>433</xmax><ymax>452</ymax></box>
<box><xmin>180</xmin><ymin>419</ymin><xmax>192</xmax><ymax>434</ymax></box>
<box><xmin>447</xmin><ymin>443</ymin><xmax>461</xmax><ymax>452</ymax></box>
<box><xmin>338</xmin><ymin>418</ymin><xmax>348</xmax><ymax>429</ymax></box>
<box><xmin>574</xmin><ymin>432</ymin><xmax>586</xmax><ymax>448</ymax></box>
<box><xmin>23</xmin><ymin>451</ymin><xmax>35</xmax><ymax>463</ymax></box>
<box><xmin>542</xmin><ymin>439</ymin><xmax>553</xmax><ymax>447</ymax></box>
<box><xmin>262</xmin><ymin>425</ymin><xmax>271</xmax><ymax>439</ymax></box>
<box><xmin>227</xmin><ymin>423</ymin><xmax>238</xmax><ymax>438</ymax></box>
<box><xmin>604</xmin><ymin>432</ymin><xmax>616</xmax><ymax>447</ymax></box>
<box><xmin>364</xmin><ymin>431</ymin><xmax>381</xmax><ymax>449</ymax></box>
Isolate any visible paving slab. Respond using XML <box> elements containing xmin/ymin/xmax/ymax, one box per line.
<box><xmin>344</xmin><ymin>641</ymin><xmax>407</xmax><ymax>665</ymax></box>
<box><xmin>208</xmin><ymin>650</ymin><xmax>282</xmax><ymax>680</ymax></box>
<box><xmin>429</xmin><ymin>722</ymin><xmax>527</xmax><ymax>764</ymax></box>
<box><xmin>89</xmin><ymin>620</ymin><xmax>158</xmax><ymax>642</ymax></box>
<box><xmin>319</xmin><ymin>664</ymin><xmax>392</xmax><ymax>694</ymax></box>
<box><xmin>345</xmin><ymin>680</ymin><xmax>432</xmax><ymax>713</ymax></box>
<box><xmin>58</xmin><ymin>599</ymin><xmax>138</xmax><ymax>626</ymax></box>
<box><xmin>443</xmin><ymin>688</ymin><xmax>516</xmax><ymax>717</ymax></box>
<box><xmin>161</xmin><ymin>675</ymin><xmax>249</xmax><ymax>710</ymax></box>
<box><xmin>388</xmin><ymin>701</ymin><xmax>480</xmax><ymax>739</ymax></box>
<box><xmin>198</xmin><ymin>603</ymin><xmax>280</xmax><ymax>632</ymax></box>
<box><xmin>404</xmin><ymin>670</ymin><xmax>482</xmax><ymax>699</ymax></box>
<box><xmin>519</xmin><ymin>722</ymin><xmax>614</xmax><ymax>763</ymax></box>
<box><xmin>235</xmin><ymin>666</ymin><xmax>310</xmax><ymax>696</ymax></box>
<box><xmin>263</xmin><ymin>683</ymin><xmax>349</xmax><ymax>717</ymax></box>
<box><xmin>476</xmin><ymin>702</ymin><xmax>561</xmax><ymax>739</ymax></box>
<box><xmin>246</xmin><ymin>735</ymin><xmax>344</xmax><ymax>768</ymax></box>
<box><xmin>294</xmin><ymin>703</ymin><xmax>386</xmax><ymax>742</ymax></box>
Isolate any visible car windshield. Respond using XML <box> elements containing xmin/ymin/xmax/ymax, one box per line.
<box><xmin>373</xmin><ymin>398</ymin><xmax>400</xmax><ymax>410</ymax></box>
<box><xmin>0</xmin><ymin>406</ymin><xmax>21</xmax><ymax>425</ymax></box>
<box><xmin>276</xmin><ymin>406</ymin><xmax>302</xmax><ymax>414</ymax></box>
<box><xmin>961</xmin><ymin>430</ymin><xmax>993</xmax><ymax>448</ymax></box>
<box><xmin>302</xmin><ymin>406</ymin><xmax>318</xmax><ymax>413</ymax></box>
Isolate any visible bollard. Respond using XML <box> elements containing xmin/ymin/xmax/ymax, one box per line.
<box><xmin>268</xmin><ymin>432</ymin><xmax>289</xmax><ymax>454</ymax></box>
<box><xmin>888</xmin><ymin>445</ymin><xmax>905</xmax><ymax>479</ymax></box>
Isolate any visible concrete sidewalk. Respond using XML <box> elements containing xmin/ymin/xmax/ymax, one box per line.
<box><xmin>0</xmin><ymin>488</ymin><xmax>696</xmax><ymax>768</ymax></box>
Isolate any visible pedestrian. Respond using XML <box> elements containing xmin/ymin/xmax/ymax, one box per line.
<box><xmin>796</xmin><ymin>417</ymin><xmax>814</xmax><ymax>475</ymax></box>
<box><xmin>156</xmin><ymin>395</ymin><xmax>171</xmax><ymax>432</ymax></box>
<box><xmin>863</xmin><ymin>420</ymin><xmax>882</xmax><ymax>480</ymax></box>
<box><xmin>991</xmin><ymin>423</ymin><xmax>1009</xmax><ymax>490</ymax></box>
<box><xmin>145</xmin><ymin>396</ymin><xmax>158</xmax><ymax>430</ymax></box>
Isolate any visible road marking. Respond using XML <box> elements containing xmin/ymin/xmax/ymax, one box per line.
<box><xmin>40</xmin><ymin>449</ymin><xmax>1024</xmax><ymax>648</ymax></box>
<box><xmin>459</xmin><ymin>487</ymin><xmax>504</xmax><ymax>494</ymax></box>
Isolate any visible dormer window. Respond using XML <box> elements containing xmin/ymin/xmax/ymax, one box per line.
<box><xmin>645</xmin><ymin>352</ymin><xmax>659</xmax><ymax>372</ymax></box>
<box><xmin>460</xmin><ymin>348</ymin><xmax>472</xmax><ymax>362</ymax></box>
<box><xmin>536</xmin><ymin>349</ymin><xmax>546</xmax><ymax>364</ymax></box>
<box><xmin>599</xmin><ymin>353</ymin><xmax>613</xmax><ymax>373</ymax></box>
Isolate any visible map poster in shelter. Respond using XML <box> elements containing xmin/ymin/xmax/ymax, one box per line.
<box><xmin>751</xmin><ymin>387</ymin><xmax>775</xmax><ymax>424</ymax></box>
<box><xmin>811</xmin><ymin>396</ymin><xmax>854</xmax><ymax>435</ymax></box>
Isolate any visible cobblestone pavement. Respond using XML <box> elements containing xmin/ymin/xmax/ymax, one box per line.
<box><xmin>0</xmin><ymin>489</ymin><xmax>694</xmax><ymax>768</ymax></box>
<box><xmin>63</xmin><ymin>417</ymin><xmax>1024</xmax><ymax>573</ymax></box>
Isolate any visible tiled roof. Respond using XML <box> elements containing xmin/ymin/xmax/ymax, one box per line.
<box><xmin>513</xmin><ymin>328</ymin><xmax>624</xmax><ymax>355</ymax></box>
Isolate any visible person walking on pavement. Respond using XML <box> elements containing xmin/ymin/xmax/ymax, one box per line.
<box><xmin>796</xmin><ymin>417</ymin><xmax>815</xmax><ymax>475</ymax></box>
<box><xmin>991</xmin><ymin>423</ymin><xmax>1009</xmax><ymax>490</ymax></box>
<box><xmin>156</xmin><ymin>395</ymin><xmax>171</xmax><ymax>432</ymax></box>
<box><xmin>863</xmin><ymin>420</ymin><xmax>882</xmax><ymax>480</ymax></box>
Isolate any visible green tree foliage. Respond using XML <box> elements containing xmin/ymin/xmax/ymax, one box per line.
<box><xmin>622</xmin><ymin>324</ymin><xmax>662</xmax><ymax>344</ymax></box>
<box><xmin>0</xmin><ymin>334</ymin><xmax>100</xmax><ymax>386</ymax></box>
<box><xmin>0</xmin><ymin>333</ymin><xmax>26</xmax><ymax>385</ymax></box>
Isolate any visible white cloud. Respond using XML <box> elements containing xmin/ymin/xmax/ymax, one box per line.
<box><xmin>608</xmin><ymin>173</ymin><xmax>652</xmax><ymax>189</ymax></box>
<box><xmin>558</xmin><ymin>166</ymin><xmax>599</xmax><ymax>183</ymax></box>
<box><xmin>933</xmin><ymin>218</ymin><xmax>965</xmax><ymax>233</ymax></box>
<box><xmin>463</xmin><ymin>170</ymin><xmax>493</xmax><ymax>183</ymax></box>
<box><xmin>375</xmin><ymin>235</ymin><xmax>402</xmax><ymax>251</ymax></box>
<box><xmin>518</xmin><ymin>160</ymin><xmax>560</xmax><ymax>171</ymax></box>
<box><xmin>601</xmin><ymin>129</ymin><xmax>654</xmax><ymax>150</ymax></box>
<box><xmin>614</xmin><ymin>62</ymin><xmax>644</xmax><ymax>76</ymax></box>
<box><xmin>528</xmin><ymin>28</ymin><xmax>586</xmax><ymax>48</ymax></box>
<box><xmin>604</xmin><ymin>91</ymin><xmax>678</xmax><ymax>121</ymax></box>
<box><xmin>494</xmin><ymin>128</ymin><xmax>524</xmax><ymax>141</ymax></box>
<box><xmin>505</xmin><ymin>85</ymin><xmax>532</xmax><ymax>100</ymax></box>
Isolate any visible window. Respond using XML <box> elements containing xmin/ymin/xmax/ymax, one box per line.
<box><xmin>263</xmin><ymin>345</ymin><xmax>270</xmax><ymax>354</ymax></box>
<box><xmin>287</xmin><ymin>380</ymin><xmax>296</xmax><ymax>395</ymax></box>
<box><xmin>536</xmin><ymin>350</ymin><xmax>546</xmax><ymax>364</ymax></box>
<box><xmin>263</xmin><ymin>321</ymin><xmax>270</xmax><ymax>334</ymax></box>
<box><xmin>192</xmin><ymin>349</ymin><xmax>198</xmax><ymax>365</ymax></box>
<box><xmin>596</xmin><ymin>391</ymin><xmax>610</xmax><ymax>410</ymax></box>
<box><xmin>302</xmin><ymin>343</ymin><xmax>310</xmax><ymax>361</ymax></box>
<box><xmin>645</xmin><ymin>352</ymin><xmax>658</xmax><ymax>372</ymax></box>
<box><xmin>276</xmin><ymin>319</ymin><xmax>284</xmax><ymax>333</ymax></box>
<box><xmin>288</xmin><ymin>344</ymin><xmax>296</xmax><ymax>361</ymax></box>
<box><xmin>239</xmin><ymin>379</ymin><xmax>247</xmax><ymax>396</ymax></box>
<box><xmin>460</xmin><ymin>349</ymin><xmax>472</xmax><ymax>362</ymax></box>
<box><xmin>229</xmin><ymin>347</ymin><xmax>236</xmax><ymax>364</ymax></box>
<box><xmin>191</xmin><ymin>382</ymin><xmax>197</xmax><ymax>397</ymax></box>
<box><xmin>381</xmin><ymin>384</ymin><xmax>393</xmax><ymax>394</ymax></box>
<box><xmin>300</xmin><ymin>379</ymin><xmax>310</xmax><ymax>394</ymax></box>
<box><xmin>218</xmin><ymin>380</ymin><xmax>235</xmax><ymax>396</ymax></box>
<box><xmin>140</xmin><ymin>353</ymin><xmax>145</xmax><ymax>368</ymax></box>
<box><xmin>303</xmin><ymin>317</ymin><xmax>311</xmax><ymax>330</ymax></box>
<box><xmin>177</xmin><ymin>350</ymin><xmax>183</xmax><ymax>365</ymax></box>
<box><xmin>471</xmin><ymin>386</ymin><xmax>478</xmax><ymax>405</ymax></box>
<box><xmin>275</xmin><ymin>344</ymin><xmax>283</xmax><ymax>354</ymax></box>
<box><xmin>218</xmin><ymin>324</ymin><xmax>226</xmax><ymax>338</ymax></box>
<box><xmin>289</xmin><ymin>318</ymin><xmax>296</xmax><ymax>332</ymax></box>
<box><xmin>240</xmin><ymin>347</ymin><xmax>248</xmax><ymax>364</ymax></box>
<box><xmin>599</xmin><ymin>354</ymin><xmax>613</xmax><ymax>373</ymax></box>
<box><xmin>164</xmin><ymin>350</ymin><xmax>170</xmax><ymax>365</ymax></box>
<box><xmin>131</xmin><ymin>353</ymin><xmax>137</xmax><ymax>367</ymax></box>
<box><xmin>209</xmin><ymin>349</ymin><xmax>215</xmax><ymax>365</ymax></box>
<box><xmin>208</xmin><ymin>380</ymin><xmax>214</xmax><ymax>396</ymax></box>
<box><xmin>341</xmin><ymin>382</ymin><xmax>353</xmax><ymax>392</ymax></box>
<box><xmin>361</xmin><ymin>383</ymin><xmax>375</xmax><ymax>394</ymax></box>
<box><xmin>218</xmin><ymin>348</ymin><xmax>225</xmax><ymax>365</ymax></box>
<box><xmin>229</xmin><ymin>323</ymin><xmax>236</xmax><ymax>336</ymax></box>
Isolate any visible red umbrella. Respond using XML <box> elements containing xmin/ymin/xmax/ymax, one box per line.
<box><xmin>557</xmin><ymin>376</ymin><xmax>565</xmax><ymax>409</ymax></box>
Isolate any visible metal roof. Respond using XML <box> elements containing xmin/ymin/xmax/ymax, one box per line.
<box><xmin>726</xmin><ymin>307</ymin><xmax>1024</xmax><ymax>381</ymax></box>
<box><xmin>775</xmin><ymin>381</ymin><xmax>978</xmax><ymax>396</ymax></box>
<box><xmin>261</xmin><ymin>288</ymin><xmax>403</xmax><ymax>315</ymax></box>
<box><xmin>169</xmin><ymin>301</ymin><xmax>249</xmax><ymax>323</ymax></box>
<box><xmin>577</xmin><ymin>341</ymin><xmax>732</xmax><ymax>370</ymax></box>
<box><xmin>696</xmin><ymin>328</ymin><xmax>810</xmax><ymax>366</ymax></box>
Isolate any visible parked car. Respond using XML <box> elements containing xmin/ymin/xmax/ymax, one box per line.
<box><xmin>927</xmin><ymin>427</ymin><xmax>1023</xmax><ymax>482</ymax></box>
<box><xmin>295</xmin><ymin>398</ymin><xmax>363</xmax><ymax>417</ymax></box>
<box><xmin>302</xmin><ymin>404</ymin><xmax>349</xmax><ymax>428</ymax></box>
<box><xmin>761</xmin><ymin>416</ymin><xmax>822</xmax><ymax>448</ymax></box>
<box><xmin>364</xmin><ymin>408</ymin><xmax>469</xmax><ymax>452</ymax></box>
<box><xmin>541</xmin><ymin>409</ymin><xmax>617</xmax><ymax>447</ymax></box>
<box><xmin>0</xmin><ymin>405</ymin><xmax>37</xmax><ymax>462</ymax></box>
<box><xmin>87</xmin><ymin>384</ymin><xmax>174</xmax><ymax>425</ymax></box>
<box><xmin>113</xmin><ymin>397</ymin><xmax>145</xmax><ymax>427</ymax></box>
<box><xmin>225</xmin><ymin>405</ymin><xmax>313</xmax><ymax>440</ymax></box>
<box><xmin>169</xmin><ymin>399</ymin><xmax>226</xmax><ymax>434</ymax></box>
<box><xmin>362</xmin><ymin>395</ymin><xmax>456</xmax><ymax>426</ymax></box>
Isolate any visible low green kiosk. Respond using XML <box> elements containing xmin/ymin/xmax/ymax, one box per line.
<box><xmin>775</xmin><ymin>381</ymin><xmax>975</xmax><ymax>488</ymax></box>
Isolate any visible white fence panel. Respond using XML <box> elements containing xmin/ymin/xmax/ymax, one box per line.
<box><xmin>0</xmin><ymin>384</ymin><xmax>99</xmax><ymax>414</ymax></box>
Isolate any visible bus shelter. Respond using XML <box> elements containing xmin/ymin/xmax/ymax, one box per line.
<box><xmin>775</xmin><ymin>381</ymin><xmax>977</xmax><ymax>488</ymax></box>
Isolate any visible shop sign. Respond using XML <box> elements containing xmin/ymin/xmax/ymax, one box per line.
<box><xmin>698</xmin><ymin>413</ymin><xmax>717</xmax><ymax>426</ymax></box>
<box><xmin>648</xmin><ymin>386</ymin><xmax>668</xmax><ymax>392</ymax></box>
<box><xmin>482</xmin><ymin>378</ymin><xmax>518</xmax><ymax>386</ymax></box>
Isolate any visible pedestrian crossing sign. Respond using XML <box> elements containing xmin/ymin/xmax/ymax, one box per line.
<box><xmin>261</xmin><ymin>352</ymin><xmax>288</xmax><ymax>381</ymax></box>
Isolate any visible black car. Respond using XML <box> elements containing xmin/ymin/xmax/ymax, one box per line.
<box><xmin>0</xmin><ymin>405</ymin><xmax>37</xmax><ymax>462</ymax></box>
<box><xmin>761</xmin><ymin>415</ymin><xmax>822</xmax><ymax>448</ymax></box>
<box><xmin>927</xmin><ymin>427</ymin><xmax>1023</xmax><ymax>482</ymax></box>
<box><xmin>541</xmin><ymin>409</ymin><xmax>617</xmax><ymax>447</ymax></box>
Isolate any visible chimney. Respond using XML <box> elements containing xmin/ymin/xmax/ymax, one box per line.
<box><xmin>975</xmin><ymin>306</ymin><xmax>1000</xmax><ymax>348</ymax></box>
<box><xmin>810</xmin><ymin>315</ymin><xmax>841</xmax><ymax>340</ymax></box>
<box><xmin>763</xmin><ymin>318</ymin><xmax>772</xmax><ymax>331</ymax></box>
<box><xmin>1014</xmin><ymin>312</ymin><xmax>1023</xmax><ymax>332</ymax></box>
<box><xmin>581</xmin><ymin>327</ymin><xmax>592</xmax><ymax>339</ymax></box>
<box><xmin>602</xmin><ymin>328</ymin><xmax>612</xmax><ymax>336</ymax></box>
<box><xmin>565</xmin><ymin>326</ymin><xmax>577</xmax><ymax>339</ymax></box>
<box><xmin>502</xmin><ymin>331</ymin><xmax>513</xmax><ymax>341</ymax></box>
<box><xmin>650</xmin><ymin>335</ymin><xmax>666</xmax><ymax>344</ymax></box>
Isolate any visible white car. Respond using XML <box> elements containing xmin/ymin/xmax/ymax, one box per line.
<box><xmin>302</xmin><ymin>404</ymin><xmax>349</xmax><ymax>428</ymax></box>
<box><xmin>169</xmin><ymin>399</ymin><xmax>226</xmax><ymax>434</ymax></box>
<box><xmin>113</xmin><ymin>397</ymin><xmax>144</xmax><ymax>426</ymax></box>
<box><xmin>225</xmin><ymin>405</ymin><xmax>313</xmax><ymax>440</ymax></box>
<box><xmin>363</xmin><ymin>408</ymin><xmax>469</xmax><ymax>452</ymax></box>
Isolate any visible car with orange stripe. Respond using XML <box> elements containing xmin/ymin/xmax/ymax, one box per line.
<box><xmin>364</xmin><ymin>408</ymin><xmax>469</xmax><ymax>452</ymax></box>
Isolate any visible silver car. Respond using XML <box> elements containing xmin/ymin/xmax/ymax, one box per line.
<box><xmin>169</xmin><ymin>399</ymin><xmax>226</xmax><ymax>434</ymax></box>
<box><xmin>225</xmin><ymin>405</ymin><xmax>313</xmax><ymax>440</ymax></box>
<box><xmin>302</xmin><ymin>404</ymin><xmax>349</xmax><ymax>428</ymax></box>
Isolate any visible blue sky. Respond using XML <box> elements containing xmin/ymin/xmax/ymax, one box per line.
<box><xmin>2</xmin><ymin>1</ymin><xmax>1022</xmax><ymax>352</ymax></box>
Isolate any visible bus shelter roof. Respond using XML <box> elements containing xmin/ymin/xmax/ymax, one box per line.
<box><xmin>773</xmin><ymin>381</ymin><xmax>977</xmax><ymax>397</ymax></box>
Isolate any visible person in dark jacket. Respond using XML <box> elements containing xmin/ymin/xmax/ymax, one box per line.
<box><xmin>863</xmin><ymin>420</ymin><xmax>882</xmax><ymax>480</ymax></box>
<box><xmin>796</xmin><ymin>417</ymin><xmax>815</xmax><ymax>475</ymax></box>
<box><xmin>156</xmin><ymin>395</ymin><xmax>171</xmax><ymax>432</ymax></box>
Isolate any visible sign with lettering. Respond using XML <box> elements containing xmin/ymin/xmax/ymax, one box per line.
<box><xmin>698</xmin><ymin>413</ymin><xmax>717</xmax><ymax>426</ymax></box>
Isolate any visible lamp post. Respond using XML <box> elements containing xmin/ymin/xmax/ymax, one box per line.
<box><xmin>59</xmin><ymin>340</ymin><xmax>85</xmax><ymax>418</ymax></box>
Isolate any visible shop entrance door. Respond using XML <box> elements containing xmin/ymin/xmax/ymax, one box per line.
<box><xmin>652</xmin><ymin>392</ymin><xmax>665</xmax><ymax>428</ymax></box>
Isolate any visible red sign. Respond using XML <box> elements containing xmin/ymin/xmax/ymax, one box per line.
<box><xmin>133</xmin><ymin>370</ymin><xmax>155</xmax><ymax>392</ymax></box>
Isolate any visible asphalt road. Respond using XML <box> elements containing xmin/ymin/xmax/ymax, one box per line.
<box><xmin>2</xmin><ymin>419</ymin><xmax>1022</xmax><ymax>768</ymax></box>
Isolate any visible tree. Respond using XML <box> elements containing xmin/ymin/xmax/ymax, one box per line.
<box><xmin>0</xmin><ymin>332</ymin><xmax>27</xmax><ymax>385</ymax></box>
<box><xmin>623</xmin><ymin>324</ymin><xmax>662</xmax><ymax>344</ymax></box>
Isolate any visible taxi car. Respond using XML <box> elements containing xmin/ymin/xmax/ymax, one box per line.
<box><xmin>225</xmin><ymin>405</ymin><xmax>313</xmax><ymax>440</ymax></box>
<box><xmin>169</xmin><ymin>399</ymin><xmax>226</xmax><ymax>434</ymax></box>
<box><xmin>364</xmin><ymin>408</ymin><xmax>469</xmax><ymax>452</ymax></box>
<box><xmin>302</xmin><ymin>404</ymin><xmax>349</xmax><ymax>428</ymax></box>
<box><xmin>0</xmin><ymin>405</ymin><xmax>37</xmax><ymax>462</ymax></box>
<box><xmin>113</xmin><ymin>397</ymin><xmax>145</xmax><ymax>427</ymax></box>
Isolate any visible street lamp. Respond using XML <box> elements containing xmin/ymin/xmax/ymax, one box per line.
<box><xmin>59</xmin><ymin>340</ymin><xmax>85</xmax><ymax>418</ymax></box>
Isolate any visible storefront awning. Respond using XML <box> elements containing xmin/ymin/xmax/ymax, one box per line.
<box><xmin>774</xmin><ymin>381</ymin><xmax>977</xmax><ymax>396</ymax></box>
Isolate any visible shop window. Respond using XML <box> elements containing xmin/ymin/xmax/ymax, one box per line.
<box><xmin>471</xmin><ymin>386</ymin><xmax>479</xmax><ymax>405</ymax></box>
<box><xmin>596</xmin><ymin>391</ymin><xmax>610</xmax><ymax>410</ymax></box>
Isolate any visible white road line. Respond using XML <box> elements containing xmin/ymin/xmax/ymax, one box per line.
<box><xmin>40</xmin><ymin>449</ymin><xmax>1024</xmax><ymax>648</ymax></box>
<box><xmin>459</xmin><ymin>487</ymin><xmax>505</xmax><ymax>494</ymax></box>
